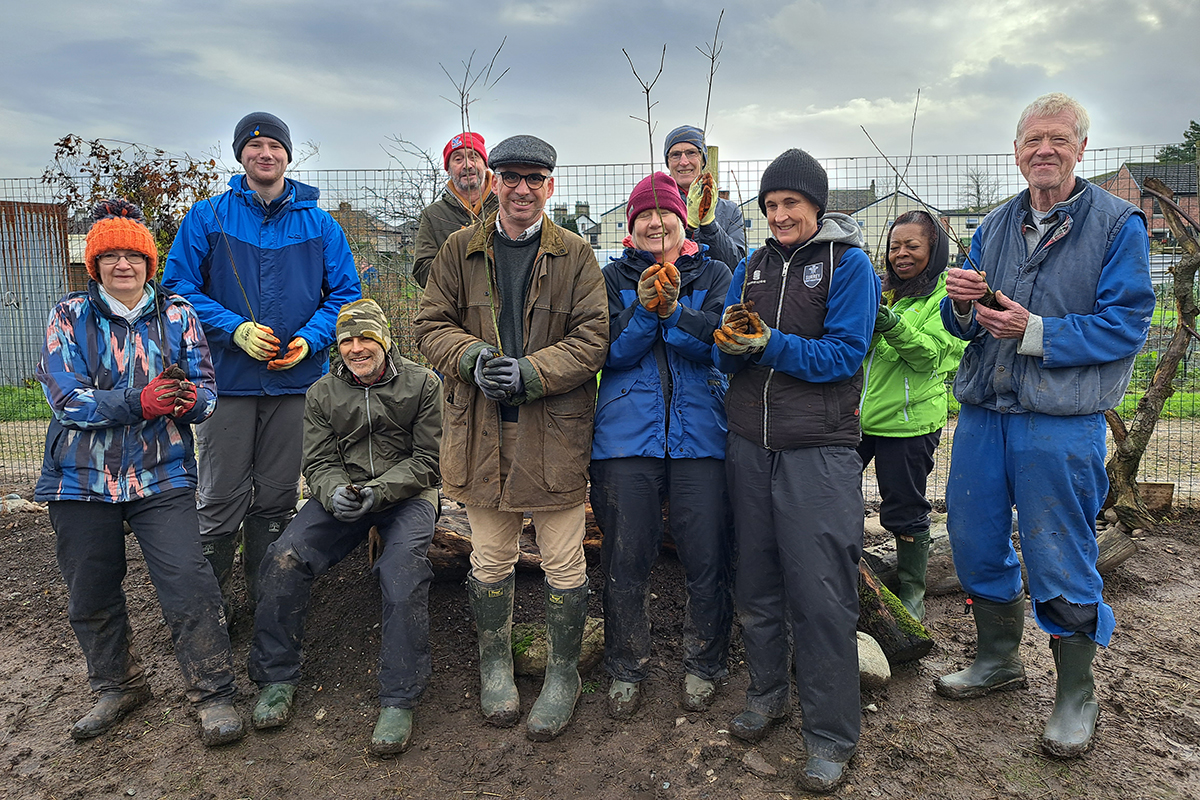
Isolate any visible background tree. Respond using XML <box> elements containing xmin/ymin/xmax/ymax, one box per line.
<box><xmin>959</xmin><ymin>167</ymin><xmax>1000</xmax><ymax>213</ymax></box>
<box><xmin>1157</xmin><ymin>121</ymin><xmax>1200</xmax><ymax>164</ymax></box>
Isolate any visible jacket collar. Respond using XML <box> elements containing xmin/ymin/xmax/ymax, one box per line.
<box><xmin>467</xmin><ymin>212</ymin><xmax>568</xmax><ymax>259</ymax></box>
<box><xmin>330</xmin><ymin>347</ymin><xmax>400</xmax><ymax>387</ymax></box>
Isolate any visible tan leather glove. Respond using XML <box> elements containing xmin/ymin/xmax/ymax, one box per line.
<box><xmin>638</xmin><ymin>264</ymin><xmax>663</xmax><ymax>312</ymax></box>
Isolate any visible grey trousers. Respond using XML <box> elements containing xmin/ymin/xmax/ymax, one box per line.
<box><xmin>727</xmin><ymin>433</ymin><xmax>863</xmax><ymax>762</ymax></box>
<box><xmin>195</xmin><ymin>394</ymin><xmax>305</xmax><ymax>539</ymax></box>
<box><xmin>51</xmin><ymin>488</ymin><xmax>237</xmax><ymax>706</ymax></box>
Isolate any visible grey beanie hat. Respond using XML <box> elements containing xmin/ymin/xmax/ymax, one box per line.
<box><xmin>758</xmin><ymin>148</ymin><xmax>828</xmax><ymax>216</ymax></box>
<box><xmin>663</xmin><ymin>125</ymin><xmax>707</xmax><ymax>166</ymax></box>
<box><xmin>487</xmin><ymin>135</ymin><xmax>556</xmax><ymax>172</ymax></box>
<box><xmin>233</xmin><ymin>112</ymin><xmax>293</xmax><ymax>163</ymax></box>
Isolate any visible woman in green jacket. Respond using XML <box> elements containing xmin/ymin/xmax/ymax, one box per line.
<box><xmin>859</xmin><ymin>210</ymin><xmax>965</xmax><ymax>620</ymax></box>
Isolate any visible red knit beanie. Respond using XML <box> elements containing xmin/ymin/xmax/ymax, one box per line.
<box><xmin>443</xmin><ymin>132</ymin><xmax>488</xmax><ymax>170</ymax></box>
<box><xmin>626</xmin><ymin>172</ymin><xmax>687</xmax><ymax>228</ymax></box>
<box><xmin>83</xmin><ymin>199</ymin><xmax>158</xmax><ymax>282</ymax></box>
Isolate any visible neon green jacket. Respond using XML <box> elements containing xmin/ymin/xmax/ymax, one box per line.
<box><xmin>860</xmin><ymin>271</ymin><xmax>965</xmax><ymax>437</ymax></box>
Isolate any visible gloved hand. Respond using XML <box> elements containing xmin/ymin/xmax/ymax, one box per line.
<box><xmin>473</xmin><ymin>346</ymin><xmax>509</xmax><ymax>401</ymax></box>
<box><xmin>233</xmin><ymin>322</ymin><xmax>279</xmax><ymax>361</ymax></box>
<box><xmin>482</xmin><ymin>355</ymin><xmax>524</xmax><ymax>398</ymax></box>
<box><xmin>875</xmin><ymin>303</ymin><xmax>900</xmax><ymax>334</ymax></box>
<box><xmin>638</xmin><ymin>264</ymin><xmax>662</xmax><ymax>312</ymax></box>
<box><xmin>655</xmin><ymin>263</ymin><xmax>680</xmax><ymax>318</ymax></box>
<box><xmin>687</xmin><ymin>173</ymin><xmax>718</xmax><ymax>228</ymax></box>
<box><xmin>171</xmin><ymin>380</ymin><xmax>197</xmax><ymax>417</ymax></box>
<box><xmin>713</xmin><ymin>303</ymin><xmax>771</xmax><ymax>355</ymax></box>
<box><xmin>331</xmin><ymin>485</ymin><xmax>375</xmax><ymax>522</ymax></box>
<box><xmin>140</xmin><ymin>373</ymin><xmax>181</xmax><ymax>419</ymax></box>
<box><xmin>268</xmin><ymin>337</ymin><xmax>310</xmax><ymax>370</ymax></box>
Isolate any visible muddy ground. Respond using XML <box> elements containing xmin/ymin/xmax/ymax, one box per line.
<box><xmin>1</xmin><ymin>503</ymin><xmax>1199</xmax><ymax>800</ymax></box>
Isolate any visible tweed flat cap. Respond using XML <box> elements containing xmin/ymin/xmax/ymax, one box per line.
<box><xmin>487</xmin><ymin>135</ymin><xmax>557</xmax><ymax>172</ymax></box>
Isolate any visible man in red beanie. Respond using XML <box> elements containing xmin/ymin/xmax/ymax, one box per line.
<box><xmin>412</xmin><ymin>132</ymin><xmax>498</xmax><ymax>288</ymax></box>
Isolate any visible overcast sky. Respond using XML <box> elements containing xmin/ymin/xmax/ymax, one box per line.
<box><xmin>2</xmin><ymin>0</ymin><xmax>1197</xmax><ymax>180</ymax></box>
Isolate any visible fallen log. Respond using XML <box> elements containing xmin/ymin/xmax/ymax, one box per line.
<box><xmin>857</xmin><ymin>559</ymin><xmax>933</xmax><ymax>665</ymax></box>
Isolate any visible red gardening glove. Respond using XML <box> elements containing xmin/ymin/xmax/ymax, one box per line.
<box><xmin>172</xmin><ymin>380</ymin><xmax>197</xmax><ymax>417</ymax></box>
<box><xmin>267</xmin><ymin>337</ymin><xmax>310</xmax><ymax>370</ymax></box>
<box><xmin>140</xmin><ymin>373</ymin><xmax>180</xmax><ymax>419</ymax></box>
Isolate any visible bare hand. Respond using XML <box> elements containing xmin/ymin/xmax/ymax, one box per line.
<box><xmin>972</xmin><ymin>291</ymin><xmax>1030</xmax><ymax>339</ymax></box>
<box><xmin>945</xmin><ymin>268</ymin><xmax>988</xmax><ymax>314</ymax></box>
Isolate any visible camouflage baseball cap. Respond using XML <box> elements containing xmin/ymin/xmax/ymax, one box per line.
<box><xmin>336</xmin><ymin>298</ymin><xmax>393</xmax><ymax>351</ymax></box>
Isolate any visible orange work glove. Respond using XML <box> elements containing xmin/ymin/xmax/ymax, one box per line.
<box><xmin>655</xmin><ymin>263</ymin><xmax>680</xmax><ymax>318</ymax></box>
<box><xmin>638</xmin><ymin>264</ymin><xmax>663</xmax><ymax>312</ymax></box>
<box><xmin>714</xmin><ymin>303</ymin><xmax>771</xmax><ymax>355</ymax></box>
<box><xmin>267</xmin><ymin>337</ymin><xmax>310</xmax><ymax>370</ymax></box>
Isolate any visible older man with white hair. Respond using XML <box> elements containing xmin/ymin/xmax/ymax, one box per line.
<box><xmin>936</xmin><ymin>93</ymin><xmax>1156</xmax><ymax>759</ymax></box>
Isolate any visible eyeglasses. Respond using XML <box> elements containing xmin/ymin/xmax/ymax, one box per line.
<box><xmin>498</xmin><ymin>171</ymin><xmax>549</xmax><ymax>189</ymax></box>
<box><xmin>667</xmin><ymin>148</ymin><xmax>704</xmax><ymax>164</ymax></box>
<box><xmin>97</xmin><ymin>253</ymin><xmax>147</xmax><ymax>267</ymax></box>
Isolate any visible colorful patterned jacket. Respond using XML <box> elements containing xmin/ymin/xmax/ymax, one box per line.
<box><xmin>34</xmin><ymin>282</ymin><xmax>218</xmax><ymax>502</ymax></box>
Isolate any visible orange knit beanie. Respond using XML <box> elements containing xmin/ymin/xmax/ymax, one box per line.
<box><xmin>83</xmin><ymin>199</ymin><xmax>158</xmax><ymax>281</ymax></box>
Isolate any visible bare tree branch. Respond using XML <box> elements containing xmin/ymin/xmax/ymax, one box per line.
<box><xmin>696</xmin><ymin>10</ymin><xmax>724</xmax><ymax>134</ymax></box>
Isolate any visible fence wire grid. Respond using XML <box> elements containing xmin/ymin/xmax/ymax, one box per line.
<box><xmin>2</xmin><ymin>146</ymin><xmax>1198</xmax><ymax>507</ymax></box>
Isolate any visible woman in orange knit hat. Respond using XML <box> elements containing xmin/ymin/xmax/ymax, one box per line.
<box><xmin>35</xmin><ymin>199</ymin><xmax>245</xmax><ymax>746</ymax></box>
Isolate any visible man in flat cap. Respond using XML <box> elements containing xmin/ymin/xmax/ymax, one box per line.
<box><xmin>664</xmin><ymin>125</ymin><xmax>747</xmax><ymax>269</ymax></box>
<box><xmin>414</xmin><ymin>134</ymin><xmax>608</xmax><ymax>743</ymax></box>
<box><xmin>412</xmin><ymin>132</ymin><xmax>499</xmax><ymax>288</ymax></box>
<box><xmin>163</xmin><ymin>112</ymin><xmax>362</xmax><ymax>618</ymax></box>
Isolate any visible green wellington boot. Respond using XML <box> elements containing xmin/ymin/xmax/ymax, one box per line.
<box><xmin>467</xmin><ymin>572</ymin><xmax>520</xmax><ymax>727</ymax></box>
<box><xmin>894</xmin><ymin>529</ymin><xmax>931</xmax><ymax>622</ymax></box>
<box><xmin>1041</xmin><ymin>634</ymin><xmax>1100</xmax><ymax>758</ymax></box>
<box><xmin>370</xmin><ymin>707</ymin><xmax>414</xmax><ymax>755</ymax></box>
<box><xmin>252</xmin><ymin>683</ymin><xmax>297</xmax><ymax>730</ymax></box>
<box><xmin>526</xmin><ymin>580</ymin><xmax>589</xmax><ymax>742</ymax></box>
<box><xmin>935</xmin><ymin>596</ymin><xmax>1028</xmax><ymax>699</ymax></box>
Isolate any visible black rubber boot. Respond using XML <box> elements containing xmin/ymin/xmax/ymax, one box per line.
<box><xmin>1041</xmin><ymin>634</ymin><xmax>1099</xmax><ymax>758</ymax></box>
<box><xmin>242</xmin><ymin>515</ymin><xmax>291</xmax><ymax>610</ymax></box>
<box><xmin>466</xmin><ymin>572</ymin><xmax>520</xmax><ymax>727</ymax></box>
<box><xmin>935</xmin><ymin>596</ymin><xmax>1028</xmax><ymax>699</ymax></box>
<box><xmin>895</xmin><ymin>529</ymin><xmax>931</xmax><ymax>622</ymax></box>
<box><xmin>526</xmin><ymin>580</ymin><xmax>588</xmax><ymax>742</ymax></box>
<box><xmin>201</xmin><ymin>532</ymin><xmax>238</xmax><ymax>621</ymax></box>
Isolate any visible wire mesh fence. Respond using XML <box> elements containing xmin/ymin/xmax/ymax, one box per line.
<box><xmin>2</xmin><ymin>147</ymin><xmax>1197</xmax><ymax>506</ymax></box>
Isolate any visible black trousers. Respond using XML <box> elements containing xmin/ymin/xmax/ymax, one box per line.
<box><xmin>247</xmin><ymin>496</ymin><xmax>436</xmax><ymax>708</ymax></box>
<box><xmin>51</xmin><ymin>488</ymin><xmax>236</xmax><ymax>706</ymax></box>
<box><xmin>857</xmin><ymin>430</ymin><xmax>941</xmax><ymax>536</ymax></box>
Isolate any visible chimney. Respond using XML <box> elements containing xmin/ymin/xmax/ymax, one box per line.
<box><xmin>575</xmin><ymin>201</ymin><xmax>590</xmax><ymax>218</ymax></box>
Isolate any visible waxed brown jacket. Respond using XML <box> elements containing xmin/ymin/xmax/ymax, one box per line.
<box><xmin>413</xmin><ymin>213</ymin><xmax>608</xmax><ymax>512</ymax></box>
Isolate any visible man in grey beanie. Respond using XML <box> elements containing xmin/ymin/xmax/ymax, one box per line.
<box><xmin>414</xmin><ymin>134</ymin><xmax>608</xmax><ymax>744</ymax></box>
<box><xmin>663</xmin><ymin>124</ymin><xmax>747</xmax><ymax>269</ymax></box>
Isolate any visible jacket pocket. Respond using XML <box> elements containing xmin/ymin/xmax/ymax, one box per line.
<box><xmin>543</xmin><ymin>396</ymin><xmax>593</xmax><ymax>493</ymax></box>
<box><xmin>440</xmin><ymin>387</ymin><xmax>470</xmax><ymax>487</ymax></box>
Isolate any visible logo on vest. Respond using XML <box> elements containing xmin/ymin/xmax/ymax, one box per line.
<box><xmin>803</xmin><ymin>263</ymin><xmax>823</xmax><ymax>288</ymax></box>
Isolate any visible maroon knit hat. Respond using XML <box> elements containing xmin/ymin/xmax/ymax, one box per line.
<box><xmin>626</xmin><ymin>172</ymin><xmax>687</xmax><ymax>228</ymax></box>
<box><xmin>443</xmin><ymin>132</ymin><xmax>488</xmax><ymax>170</ymax></box>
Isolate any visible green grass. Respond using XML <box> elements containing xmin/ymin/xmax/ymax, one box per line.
<box><xmin>1114</xmin><ymin>391</ymin><xmax>1200</xmax><ymax>419</ymax></box>
<box><xmin>0</xmin><ymin>385</ymin><xmax>52</xmax><ymax>422</ymax></box>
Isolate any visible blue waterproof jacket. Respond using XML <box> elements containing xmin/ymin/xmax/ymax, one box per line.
<box><xmin>592</xmin><ymin>242</ymin><xmax>731</xmax><ymax>461</ymax></box>
<box><xmin>163</xmin><ymin>175</ymin><xmax>361</xmax><ymax>396</ymax></box>
<box><xmin>35</xmin><ymin>282</ymin><xmax>217</xmax><ymax>502</ymax></box>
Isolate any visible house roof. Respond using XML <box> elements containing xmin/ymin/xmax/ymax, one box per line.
<box><xmin>739</xmin><ymin>187</ymin><xmax>878</xmax><ymax>215</ymax></box>
<box><xmin>852</xmin><ymin>190</ymin><xmax>943</xmax><ymax>216</ymax></box>
<box><xmin>1121</xmin><ymin>162</ymin><xmax>1198</xmax><ymax>195</ymax></box>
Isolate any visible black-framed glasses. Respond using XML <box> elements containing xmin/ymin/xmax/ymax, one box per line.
<box><xmin>498</xmin><ymin>171</ymin><xmax>549</xmax><ymax>189</ymax></box>
<box><xmin>97</xmin><ymin>252</ymin><xmax>148</xmax><ymax>266</ymax></box>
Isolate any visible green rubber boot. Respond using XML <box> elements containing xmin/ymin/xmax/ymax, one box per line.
<box><xmin>526</xmin><ymin>580</ymin><xmax>588</xmax><ymax>742</ymax></box>
<box><xmin>935</xmin><ymin>596</ymin><xmax>1028</xmax><ymax>699</ymax></box>
<box><xmin>242</xmin><ymin>515</ymin><xmax>291</xmax><ymax>610</ymax></box>
<box><xmin>252</xmin><ymin>682</ymin><xmax>297</xmax><ymax>730</ymax></box>
<box><xmin>370</xmin><ymin>707</ymin><xmax>414</xmax><ymax>756</ymax></box>
<box><xmin>1041</xmin><ymin>634</ymin><xmax>1099</xmax><ymax>758</ymax></box>
<box><xmin>467</xmin><ymin>572</ymin><xmax>520</xmax><ymax>727</ymax></box>
<box><xmin>895</xmin><ymin>529</ymin><xmax>931</xmax><ymax>622</ymax></box>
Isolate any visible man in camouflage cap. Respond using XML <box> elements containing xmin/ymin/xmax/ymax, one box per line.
<box><xmin>247</xmin><ymin>298</ymin><xmax>443</xmax><ymax>756</ymax></box>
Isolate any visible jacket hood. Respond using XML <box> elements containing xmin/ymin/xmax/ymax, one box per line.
<box><xmin>883</xmin><ymin>210</ymin><xmax>950</xmax><ymax>300</ymax></box>
<box><xmin>811</xmin><ymin>212</ymin><xmax>865</xmax><ymax>247</ymax></box>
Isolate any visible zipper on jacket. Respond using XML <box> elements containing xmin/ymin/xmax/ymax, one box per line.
<box><xmin>759</xmin><ymin>244</ymin><xmax>800</xmax><ymax>448</ymax></box>
<box><xmin>859</xmin><ymin>347</ymin><xmax>877</xmax><ymax>415</ymax></box>
<box><xmin>365</xmin><ymin>385</ymin><xmax>376</xmax><ymax>477</ymax></box>
<box><xmin>903</xmin><ymin>377</ymin><xmax>911</xmax><ymax>422</ymax></box>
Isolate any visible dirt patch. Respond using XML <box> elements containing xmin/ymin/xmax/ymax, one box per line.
<box><xmin>2</xmin><ymin>509</ymin><xmax>1200</xmax><ymax>800</ymax></box>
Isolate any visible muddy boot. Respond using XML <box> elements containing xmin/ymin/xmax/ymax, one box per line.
<box><xmin>197</xmin><ymin>698</ymin><xmax>245</xmax><ymax>746</ymax></box>
<box><xmin>252</xmin><ymin>683</ymin><xmax>297</xmax><ymax>730</ymax></box>
<box><xmin>935</xmin><ymin>596</ymin><xmax>1028</xmax><ymax>699</ymax></box>
<box><xmin>895</xmin><ymin>529</ymin><xmax>931</xmax><ymax>622</ymax></box>
<box><xmin>467</xmin><ymin>572</ymin><xmax>520</xmax><ymax>728</ymax></box>
<box><xmin>201</xmin><ymin>532</ymin><xmax>238</xmax><ymax>622</ymax></box>
<box><xmin>70</xmin><ymin>685</ymin><xmax>152</xmax><ymax>740</ymax></box>
<box><xmin>606</xmin><ymin>680</ymin><xmax>641</xmax><ymax>720</ymax></box>
<box><xmin>681</xmin><ymin>673</ymin><xmax>717</xmax><ymax>712</ymax></box>
<box><xmin>1041</xmin><ymin>634</ymin><xmax>1099</xmax><ymax>758</ymax></box>
<box><xmin>526</xmin><ymin>580</ymin><xmax>588</xmax><ymax>742</ymax></box>
<box><xmin>242</xmin><ymin>515</ymin><xmax>291</xmax><ymax>611</ymax></box>
<box><xmin>370</xmin><ymin>707</ymin><xmax>414</xmax><ymax>756</ymax></box>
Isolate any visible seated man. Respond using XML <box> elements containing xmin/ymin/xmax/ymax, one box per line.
<box><xmin>247</xmin><ymin>298</ymin><xmax>443</xmax><ymax>756</ymax></box>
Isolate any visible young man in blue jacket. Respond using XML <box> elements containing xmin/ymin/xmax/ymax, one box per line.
<box><xmin>163</xmin><ymin>112</ymin><xmax>361</xmax><ymax>615</ymax></box>
<box><xmin>937</xmin><ymin>93</ymin><xmax>1156</xmax><ymax>759</ymax></box>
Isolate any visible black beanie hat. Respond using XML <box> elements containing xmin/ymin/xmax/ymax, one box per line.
<box><xmin>758</xmin><ymin>148</ymin><xmax>828</xmax><ymax>217</ymax></box>
<box><xmin>233</xmin><ymin>112</ymin><xmax>293</xmax><ymax>163</ymax></box>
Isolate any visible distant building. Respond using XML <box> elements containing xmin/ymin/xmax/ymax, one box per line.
<box><xmin>1094</xmin><ymin>163</ymin><xmax>1199</xmax><ymax>242</ymax></box>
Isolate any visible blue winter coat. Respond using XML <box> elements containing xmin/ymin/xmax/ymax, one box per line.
<box><xmin>162</xmin><ymin>175</ymin><xmax>362</xmax><ymax>396</ymax></box>
<box><xmin>35</xmin><ymin>282</ymin><xmax>218</xmax><ymax>502</ymax></box>
<box><xmin>592</xmin><ymin>242</ymin><xmax>731</xmax><ymax>461</ymax></box>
